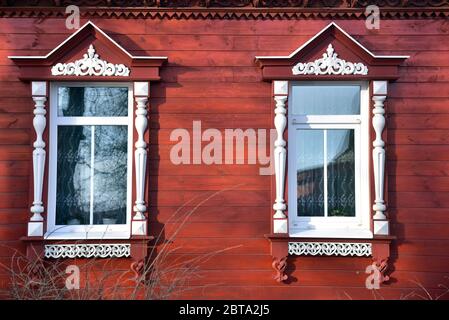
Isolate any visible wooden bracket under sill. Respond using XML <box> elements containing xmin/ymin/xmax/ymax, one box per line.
<box><xmin>20</xmin><ymin>236</ymin><xmax>154</xmax><ymax>282</ymax></box>
<box><xmin>264</xmin><ymin>233</ymin><xmax>395</xmax><ymax>285</ymax></box>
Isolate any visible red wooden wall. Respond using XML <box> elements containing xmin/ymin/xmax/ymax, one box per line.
<box><xmin>0</xmin><ymin>17</ymin><xmax>449</xmax><ymax>299</ymax></box>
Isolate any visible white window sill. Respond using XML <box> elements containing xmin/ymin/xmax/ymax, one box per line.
<box><xmin>289</xmin><ymin>227</ymin><xmax>373</xmax><ymax>239</ymax></box>
<box><xmin>44</xmin><ymin>231</ymin><xmax>130</xmax><ymax>240</ymax></box>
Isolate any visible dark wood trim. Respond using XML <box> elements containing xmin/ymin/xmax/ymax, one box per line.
<box><xmin>1</xmin><ymin>1</ymin><xmax>449</xmax><ymax>20</ymax></box>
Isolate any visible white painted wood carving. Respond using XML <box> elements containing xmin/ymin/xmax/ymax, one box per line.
<box><xmin>273</xmin><ymin>95</ymin><xmax>287</xmax><ymax>219</ymax></box>
<box><xmin>292</xmin><ymin>44</ymin><xmax>368</xmax><ymax>76</ymax></box>
<box><xmin>372</xmin><ymin>93</ymin><xmax>388</xmax><ymax>235</ymax></box>
<box><xmin>132</xmin><ymin>97</ymin><xmax>148</xmax><ymax>235</ymax></box>
<box><xmin>288</xmin><ymin>242</ymin><xmax>372</xmax><ymax>257</ymax></box>
<box><xmin>44</xmin><ymin>244</ymin><xmax>130</xmax><ymax>259</ymax></box>
<box><xmin>51</xmin><ymin>44</ymin><xmax>130</xmax><ymax>77</ymax></box>
<box><xmin>30</xmin><ymin>96</ymin><xmax>47</xmax><ymax>225</ymax></box>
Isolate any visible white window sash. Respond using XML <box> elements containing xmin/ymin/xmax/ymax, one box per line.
<box><xmin>46</xmin><ymin>82</ymin><xmax>134</xmax><ymax>240</ymax></box>
<box><xmin>55</xmin><ymin>117</ymin><xmax>129</xmax><ymax>126</ymax></box>
<box><xmin>288</xmin><ymin>81</ymin><xmax>371</xmax><ymax>238</ymax></box>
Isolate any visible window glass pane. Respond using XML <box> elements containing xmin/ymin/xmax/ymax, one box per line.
<box><xmin>291</xmin><ymin>85</ymin><xmax>360</xmax><ymax>115</ymax></box>
<box><xmin>56</xmin><ymin>125</ymin><xmax>128</xmax><ymax>226</ymax></box>
<box><xmin>93</xmin><ymin>125</ymin><xmax>128</xmax><ymax>225</ymax></box>
<box><xmin>296</xmin><ymin>129</ymin><xmax>325</xmax><ymax>217</ymax></box>
<box><xmin>58</xmin><ymin>87</ymin><xmax>128</xmax><ymax>117</ymax></box>
<box><xmin>327</xmin><ymin>129</ymin><xmax>356</xmax><ymax>217</ymax></box>
<box><xmin>56</xmin><ymin>126</ymin><xmax>91</xmax><ymax>225</ymax></box>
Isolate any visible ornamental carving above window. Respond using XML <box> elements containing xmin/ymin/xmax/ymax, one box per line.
<box><xmin>292</xmin><ymin>44</ymin><xmax>368</xmax><ymax>76</ymax></box>
<box><xmin>51</xmin><ymin>45</ymin><xmax>130</xmax><ymax>77</ymax></box>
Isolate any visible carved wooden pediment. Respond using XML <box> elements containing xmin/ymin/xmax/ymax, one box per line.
<box><xmin>9</xmin><ymin>21</ymin><xmax>167</xmax><ymax>81</ymax></box>
<box><xmin>255</xmin><ymin>22</ymin><xmax>409</xmax><ymax>81</ymax></box>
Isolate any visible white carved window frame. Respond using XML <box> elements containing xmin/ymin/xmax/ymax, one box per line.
<box><xmin>272</xmin><ymin>80</ymin><xmax>389</xmax><ymax>239</ymax></box>
<box><xmin>287</xmin><ymin>81</ymin><xmax>371</xmax><ymax>239</ymax></box>
<box><xmin>11</xmin><ymin>21</ymin><xmax>164</xmax><ymax>263</ymax></box>
<box><xmin>27</xmin><ymin>80</ymin><xmax>151</xmax><ymax>240</ymax></box>
<box><xmin>46</xmin><ymin>82</ymin><xmax>134</xmax><ymax>240</ymax></box>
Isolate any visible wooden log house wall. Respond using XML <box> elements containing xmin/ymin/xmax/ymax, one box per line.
<box><xmin>0</xmin><ymin>1</ymin><xmax>448</xmax><ymax>299</ymax></box>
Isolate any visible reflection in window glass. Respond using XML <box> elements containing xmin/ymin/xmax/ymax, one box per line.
<box><xmin>57</xmin><ymin>87</ymin><xmax>128</xmax><ymax>117</ymax></box>
<box><xmin>291</xmin><ymin>85</ymin><xmax>360</xmax><ymax>115</ymax></box>
<box><xmin>56</xmin><ymin>125</ymin><xmax>91</xmax><ymax>225</ymax></box>
<box><xmin>93</xmin><ymin>126</ymin><xmax>128</xmax><ymax>225</ymax></box>
<box><xmin>296</xmin><ymin>130</ymin><xmax>325</xmax><ymax>217</ymax></box>
<box><xmin>296</xmin><ymin>129</ymin><xmax>355</xmax><ymax>217</ymax></box>
<box><xmin>327</xmin><ymin>130</ymin><xmax>355</xmax><ymax>217</ymax></box>
<box><xmin>56</xmin><ymin>125</ymin><xmax>128</xmax><ymax>225</ymax></box>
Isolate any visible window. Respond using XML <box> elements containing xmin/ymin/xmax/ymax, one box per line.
<box><xmin>288</xmin><ymin>82</ymin><xmax>371</xmax><ymax>238</ymax></box>
<box><xmin>47</xmin><ymin>83</ymin><xmax>134</xmax><ymax>239</ymax></box>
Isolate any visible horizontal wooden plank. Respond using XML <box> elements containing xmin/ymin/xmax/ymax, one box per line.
<box><xmin>389</xmin><ymin>83</ymin><xmax>449</xmax><ymax>98</ymax></box>
<box><xmin>0</xmin><ymin>129</ymin><xmax>30</xmax><ymax>145</ymax></box>
<box><xmin>0</xmin><ymin>240</ymin><xmax>26</xmax><ymax>257</ymax></box>
<box><xmin>0</xmin><ymin>98</ymin><xmax>34</xmax><ymax>114</ymax></box>
<box><xmin>148</xmin><ymin>145</ymin><xmax>270</xmax><ymax>162</ymax></box>
<box><xmin>388</xmin><ymin>98</ymin><xmax>449</xmax><ymax>114</ymax></box>
<box><xmin>0</xmin><ymin>209</ymin><xmax>27</xmax><ymax>225</ymax></box>
<box><xmin>160</xmin><ymin>66</ymin><xmax>261</xmax><ymax>83</ymax></box>
<box><xmin>150</xmin><ymin>161</ymin><xmax>265</xmax><ymax>176</ymax></box>
<box><xmin>0</xmin><ymin>114</ymin><xmax>32</xmax><ymax>130</ymax></box>
<box><xmin>150</xmin><ymin>128</ymin><xmax>274</xmax><ymax>145</ymax></box>
<box><xmin>389</xmin><ymin>176</ymin><xmax>449</xmax><ymax>192</ymax></box>
<box><xmin>149</xmin><ymin>206</ymin><xmax>268</xmax><ymax>223</ymax></box>
<box><xmin>388</xmin><ymin>146</ymin><xmax>449</xmax><ymax>161</ymax></box>
<box><xmin>389</xmin><ymin>115</ymin><xmax>449</xmax><ymax>129</ymax></box>
<box><xmin>155</xmin><ymin>237</ymin><xmax>269</xmax><ymax>255</ymax></box>
<box><xmin>0</xmin><ymin>225</ymin><xmax>26</xmax><ymax>241</ymax></box>
<box><xmin>0</xmin><ymin>146</ymin><xmax>31</xmax><ymax>161</ymax></box>
<box><xmin>389</xmin><ymin>130</ymin><xmax>449</xmax><ymax>144</ymax></box>
<box><xmin>149</xmin><ymin>175</ymin><xmax>269</xmax><ymax>191</ymax></box>
<box><xmin>399</xmin><ymin>51</ymin><xmax>449</xmax><ymax>67</ymax></box>
<box><xmin>397</xmin><ymin>67</ymin><xmax>449</xmax><ymax>83</ymax></box>
<box><xmin>390</xmin><ymin>192</ymin><xmax>449</xmax><ymax>208</ymax></box>
<box><xmin>392</xmin><ymin>208</ymin><xmax>449</xmax><ymax>225</ymax></box>
<box><xmin>394</xmin><ymin>239</ymin><xmax>449</xmax><ymax>257</ymax></box>
<box><xmin>149</xmin><ymin>190</ymin><xmax>270</xmax><ymax>207</ymax></box>
<box><xmin>150</xmin><ymin>97</ymin><xmax>271</xmax><ymax>114</ymax></box>
<box><xmin>149</xmin><ymin>114</ymin><xmax>271</xmax><ymax>129</ymax></box>
<box><xmin>0</xmin><ymin>161</ymin><xmax>29</xmax><ymax>177</ymax></box>
<box><xmin>150</xmin><ymin>221</ymin><xmax>270</xmax><ymax>238</ymax></box>
<box><xmin>0</xmin><ymin>177</ymin><xmax>28</xmax><ymax>193</ymax></box>
<box><xmin>391</xmin><ymin>223</ymin><xmax>449</xmax><ymax>240</ymax></box>
<box><xmin>388</xmin><ymin>160</ymin><xmax>449</xmax><ymax>176</ymax></box>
